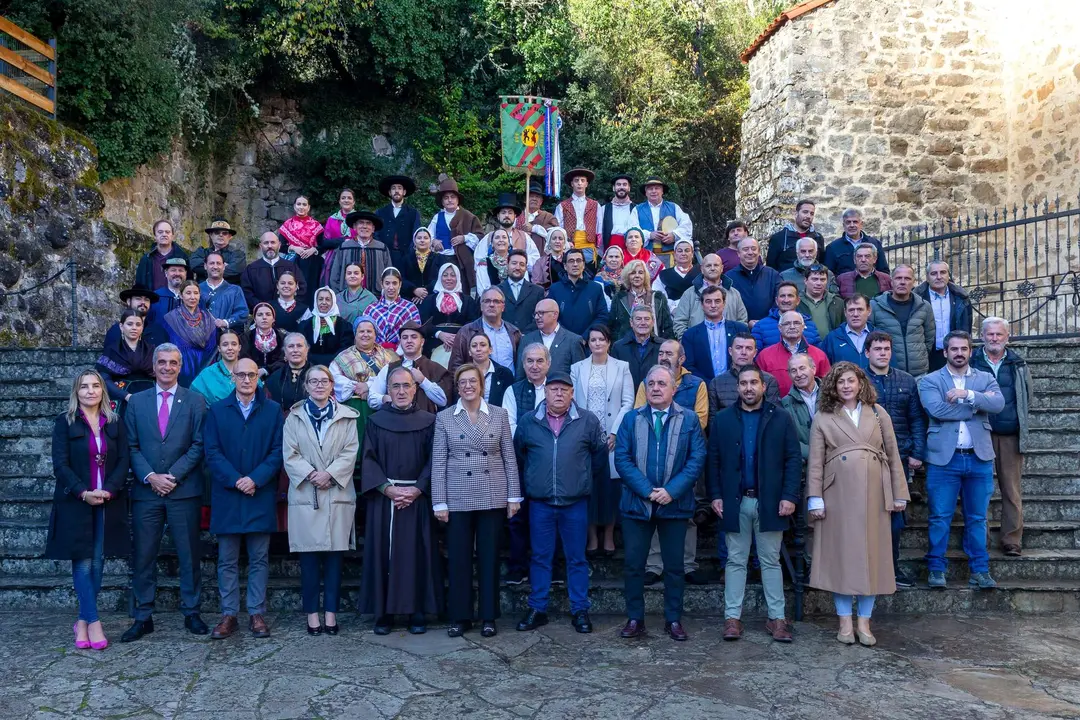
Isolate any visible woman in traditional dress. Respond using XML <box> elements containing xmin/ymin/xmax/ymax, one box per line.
<box><xmin>400</xmin><ymin>228</ymin><xmax>441</xmax><ymax>304</ymax></box>
<box><xmin>530</xmin><ymin>227</ymin><xmax>569</xmax><ymax>289</ymax></box>
<box><xmin>359</xmin><ymin>366</ymin><xmax>441</xmax><ymax>636</ymax></box>
<box><xmin>162</xmin><ymin>280</ymin><xmax>218</xmax><ymax>387</ymax></box>
<box><xmin>271</xmin><ymin>271</ymin><xmax>310</xmax><ymax>334</ymax></box>
<box><xmin>303</xmin><ymin>287</ymin><xmax>353</xmax><ymax>366</ymax></box>
<box><xmin>367</xmin><ymin>267</ymin><xmax>421</xmax><ymax>349</ymax></box>
<box><xmin>279</xmin><ymin>194</ymin><xmax>324</xmax><ymax>306</ymax></box>
<box><xmin>594</xmin><ymin>246</ymin><xmax>625</xmax><ymax>301</ymax></box>
<box><xmin>608</xmin><ymin>259</ymin><xmax>674</xmax><ymax>340</ymax></box>
<box><xmin>242</xmin><ymin>302</ymin><xmax>287</xmax><ymax>377</ymax></box>
<box><xmin>474</xmin><ymin>227</ymin><xmax>512</xmax><ymax>296</ymax></box>
<box><xmin>283</xmin><ymin>364</ymin><xmax>360</xmax><ymax>635</ymax></box>
<box><xmin>337</xmin><ymin>263</ymin><xmax>378</xmax><ymax>327</ymax></box>
<box><xmin>622</xmin><ymin>227</ymin><xmax>664</xmax><ymax>281</ymax></box>
<box><xmin>190</xmin><ymin>329</ymin><xmax>246</xmax><ymax>403</ymax></box>
<box><xmin>319</xmin><ymin>188</ymin><xmax>357</xmax><ymax>285</ymax></box>
<box><xmin>419</xmin><ymin>263</ymin><xmax>477</xmax><ymax>357</ymax></box>
<box><xmin>330</xmin><ymin>317</ymin><xmax>398</xmax><ymax>465</ymax></box>
<box><xmin>570</xmin><ymin>324</ymin><xmax>634</xmax><ymax>556</ymax></box>
<box><xmin>96</xmin><ymin>308</ymin><xmax>155</xmax><ymax>410</ymax></box>
<box><xmin>807</xmin><ymin>361</ymin><xmax>909</xmax><ymax>647</ymax></box>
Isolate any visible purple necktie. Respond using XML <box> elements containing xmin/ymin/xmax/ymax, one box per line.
<box><xmin>158</xmin><ymin>391</ymin><xmax>171</xmax><ymax>437</ymax></box>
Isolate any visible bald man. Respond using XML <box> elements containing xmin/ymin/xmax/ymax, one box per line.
<box><xmin>516</xmin><ymin>299</ymin><xmax>586</xmax><ymax>379</ymax></box>
<box><xmin>672</xmin><ymin>253</ymin><xmax>749</xmax><ymax>337</ymax></box>
<box><xmin>241</xmin><ymin>231</ymin><xmax>307</xmax><ymax>310</ymax></box>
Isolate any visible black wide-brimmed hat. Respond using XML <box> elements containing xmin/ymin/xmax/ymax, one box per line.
<box><xmin>378</xmin><ymin>175</ymin><xmax>417</xmax><ymax>197</ymax></box>
<box><xmin>527</xmin><ymin>182</ymin><xmax>550</xmax><ymax>199</ymax></box>
<box><xmin>641</xmin><ymin>176</ymin><xmax>670</xmax><ymax>193</ymax></box>
<box><xmin>563</xmin><ymin>167</ymin><xmax>595</xmax><ymax>184</ymax></box>
<box><xmin>120</xmin><ymin>284</ymin><xmax>159</xmax><ymax>303</ymax></box>
<box><xmin>345</xmin><ymin>210</ymin><xmax>384</xmax><ymax>231</ymax></box>
<box><xmin>492</xmin><ymin>191</ymin><xmax>522</xmax><ymax>216</ymax></box>
<box><xmin>610</xmin><ymin>173</ymin><xmax>633</xmax><ymax>186</ymax></box>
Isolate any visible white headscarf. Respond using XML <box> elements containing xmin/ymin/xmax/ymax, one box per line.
<box><xmin>311</xmin><ymin>286</ymin><xmax>341</xmax><ymax>337</ymax></box>
<box><xmin>432</xmin><ymin>263</ymin><xmax>464</xmax><ymax>314</ymax></box>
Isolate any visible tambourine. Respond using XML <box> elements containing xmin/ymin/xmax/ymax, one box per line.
<box><xmin>660</xmin><ymin>216</ymin><xmax>679</xmax><ymax>233</ymax></box>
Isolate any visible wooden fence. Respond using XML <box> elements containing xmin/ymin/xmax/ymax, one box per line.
<box><xmin>0</xmin><ymin>16</ymin><xmax>56</xmax><ymax>116</ymax></box>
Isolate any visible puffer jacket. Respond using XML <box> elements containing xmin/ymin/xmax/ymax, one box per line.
<box><xmin>865</xmin><ymin>366</ymin><xmax>927</xmax><ymax>462</ymax></box>
<box><xmin>869</xmin><ymin>293</ymin><xmax>936</xmax><ymax>377</ymax></box>
<box><xmin>514</xmin><ymin>401</ymin><xmax>608</xmax><ymax>505</ymax></box>
<box><xmin>751</xmin><ymin>306</ymin><xmax>821</xmax><ymax>350</ymax></box>
<box><xmin>707</xmin><ymin>367</ymin><xmax>782</xmax><ymax>415</ymax></box>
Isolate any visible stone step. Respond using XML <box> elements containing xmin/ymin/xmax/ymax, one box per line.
<box><xmin>1021</xmin><ymin>449</ymin><xmax>1080</xmax><ymax>473</ymax></box>
<box><xmin>1030</xmin><ymin>391</ymin><xmax>1080</xmax><ymax>409</ymax></box>
<box><xmin>1026</xmin><ymin>427</ymin><xmax>1080</xmax><ymax>451</ymax></box>
<box><xmin>1028</xmin><ymin>410</ymin><xmax>1080</xmax><ymax>429</ymax></box>
<box><xmin>897</xmin><ymin>547</ymin><xmax>1080</xmax><ymax>581</ymax></box>
<box><xmin>0</xmin><ymin>453</ymin><xmax>53</xmax><ymax>479</ymax></box>
<box><xmin>907</xmin><ymin>495</ymin><xmax>1080</xmax><ymax>524</ymax></box>
<box><xmin>899</xmin><ymin>520</ymin><xmax>1080</xmax><ymax>551</ymax></box>
<box><xmin>0</xmin><ymin>573</ymin><xmax>1078</xmax><ymax>614</ymax></box>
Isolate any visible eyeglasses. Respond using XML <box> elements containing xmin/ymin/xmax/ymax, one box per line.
<box><xmin>307</xmin><ymin>378</ymin><xmax>331</xmax><ymax>387</ymax></box>
<box><xmin>534</xmin><ymin>309</ymin><xmax>556</xmax><ymax>316</ymax></box>
<box><xmin>779</xmin><ymin>321</ymin><xmax>804</xmax><ymax>328</ymax></box>
<box><xmin>807</xmin><ymin>264</ymin><xmax>828</xmax><ymax>273</ymax></box>
<box><xmin>457</xmin><ymin>378</ymin><xmax>480</xmax><ymax>388</ymax></box>
<box><xmin>232</xmin><ymin>372</ymin><xmax>258</xmax><ymax>381</ymax></box>
<box><xmin>482</xmin><ymin>299</ymin><xmax>504</xmax><ymax>305</ymax></box>
<box><xmin>389</xmin><ymin>382</ymin><xmax>415</xmax><ymax>391</ymax></box>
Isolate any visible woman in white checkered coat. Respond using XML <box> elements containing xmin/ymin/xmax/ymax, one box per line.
<box><xmin>432</xmin><ymin>363</ymin><xmax>522</xmax><ymax>639</ymax></box>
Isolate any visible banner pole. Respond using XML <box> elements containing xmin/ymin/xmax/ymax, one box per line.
<box><xmin>524</xmin><ymin>169</ymin><xmax>532</xmax><ymax>224</ymax></box>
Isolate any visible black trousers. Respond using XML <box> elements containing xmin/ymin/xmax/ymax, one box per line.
<box><xmin>446</xmin><ymin>508</ymin><xmax>503</xmax><ymax>622</ymax></box>
<box><xmin>623</xmin><ymin>515</ymin><xmax>687</xmax><ymax>623</ymax></box>
<box><xmin>131</xmin><ymin>495</ymin><xmax>202</xmax><ymax>620</ymax></box>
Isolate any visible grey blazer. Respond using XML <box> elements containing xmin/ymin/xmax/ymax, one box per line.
<box><xmin>917</xmin><ymin>367</ymin><xmax>1004</xmax><ymax>465</ymax></box>
<box><xmin>125</xmin><ymin>386</ymin><xmax>208</xmax><ymax>502</ymax></box>
<box><xmin>516</xmin><ymin>326</ymin><xmax>586</xmax><ymax>380</ymax></box>
<box><xmin>431</xmin><ymin>402</ymin><xmax>521</xmax><ymax>512</ymax></box>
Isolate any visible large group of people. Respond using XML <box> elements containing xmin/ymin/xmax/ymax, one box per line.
<box><xmin>51</xmin><ymin>179</ymin><xmax>1032</xmax><ymax>650</ymax></box>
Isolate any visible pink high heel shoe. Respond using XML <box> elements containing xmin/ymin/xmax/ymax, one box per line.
<box><xmin>88</xmin><ymin>622</ymin><xmax>108</xmax><ymax>650</ymax></box>
<box><xmin>74</xmin><ymin>622</ymin><xmax>91</xmax><ymax>649</ymax></box>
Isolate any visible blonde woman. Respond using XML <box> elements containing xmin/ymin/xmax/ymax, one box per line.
<box><xmin>47</xmin><ymin>369</ymin><xmax>130</xmax><ymax>650</ymax></box>
<box><xmin>608</xmin><ymin>259</ymin><xmax>674</xmax><ymax>340</ymax></box>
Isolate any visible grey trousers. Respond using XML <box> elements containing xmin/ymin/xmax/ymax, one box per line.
<box><xmin>724</xmin><ymin>497</ymin><xmax>786</xmax><ymax>621</ymax></box>
<box><xmin>217</xmin><ymin>533</ymin><xmax>271</xmax><ymax>616</ymax></box>
<box><xmin>131</xmin><ymin>495</ymin><xmax>202</xmax><ymax>620</ymax></box>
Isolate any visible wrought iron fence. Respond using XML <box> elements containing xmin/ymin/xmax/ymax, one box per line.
<box><xmin>880</xmin><ymin>196</ymin><xmax>1080</xmax><ymax>340</ymax></box>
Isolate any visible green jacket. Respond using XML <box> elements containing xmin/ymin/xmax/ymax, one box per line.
<box><xmin>799</xmin><ymin>292</ymin><xmax>845</xmax><ymax>336</ymax></box>
<box><xmin>780</xmin><ymin>382</ymin><xmax>818</xmax><ymax>462</ymax></box>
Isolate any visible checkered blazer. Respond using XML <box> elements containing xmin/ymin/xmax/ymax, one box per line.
<box><xmin>431</xmin><ymin>401</ymin><xmax>521</xmax><ymax>512</ymax></box>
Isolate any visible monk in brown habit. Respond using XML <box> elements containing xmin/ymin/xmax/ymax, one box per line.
<box><xmin>359</xmin><ymin>365</ymin><xmax>442</xmax><ymax>635</ymax></box>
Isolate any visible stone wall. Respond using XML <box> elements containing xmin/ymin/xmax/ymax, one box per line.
<box><xmin>737</xmin><ymin>0</ymin><xmax>1080</xmax><ymax>240</ymax></box>
<box><xmin>0</xmin><ymin>97</ymin><xmax>147</xmax><ymax>346</ymax></box>
<box><xmin>100</xmin><ymin>96</ymin><xmax>305</xmax><ymax>257</ymax></box>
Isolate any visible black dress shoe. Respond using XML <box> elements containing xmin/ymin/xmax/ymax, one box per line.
<box><xmin>324</xmin><ymin>624</ymin><xmax>339</xmax><ymax>636</ymax></box>
<box><xmin>373</xmin><ymin>616</ymin><xmax>393</xmax><ymax>635</ymax></box>
<box><xmin>684</xmin><ymin>571</ymin><xmax>708</xmax><ymax>585</ymax></box>
<box><xmin>447</xmin><ymin>621</ymin><xmax>472</xmax><ymax>638</ymax></box>
<box><xmin>572</xmin><ymin>611</ymin><xmax>592</xmax><ymax>634</ymax></box>
<box><xmin>644</xmin><ymin>572</ymin><xmax>661</xmax><ymax>586</ymax></box>
<box><xmin>407</xmin><ymin>613</ymin><xmax>425</xmax><ymax>634</ymax></box>
<box><xmin>185</xmin><ymin>614</ymin><xmax>209</xmax><ymax>635</ymax></box>
<box><xmin>665</xmin><ymin>621</ymin><xmax>689</xmax><ymax>641</ymax></box>
<box><xmin>620</xmin><ymin>619</ymin><xmax>646</xmax><ymax>638</ymax></box>
<box><xmin>516</xmin><ymin>609</ymin><xmax>549</xmax><ymax>632</ymax></box>
<box><xmin>480</xmin><ymin>621</ymin><xmax>497</xmax><ymax>638</ymax></box>
<box><xmin>120</xmin><ymin>618</ymin><xmax>154</xmax><ymax>643</ymax></box>
<box><xmin>307</xmin><ymin>623</ymin><xmax>324</xmax><ymax>636</ymax></box>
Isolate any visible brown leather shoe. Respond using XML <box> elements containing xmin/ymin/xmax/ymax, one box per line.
<box><xmin>765</xmin><ymin>618</ymin><xmax>793</xmax><ymax>643</ymax></box>
<box><xmin>249</xmin><ymin>614</ymin><xmax>271</xmax><ymax>638</ymax></box>
<box><xmin>620</xmin><ymin>619</ymin><xmax>646</xmax><ymax>638</ymax></box>
<box><xmin>722</xmin><ymin>618</ymin><xmax>743</xmax><ymax>641</ymax></box>
<box><xmin>1002</xmin><ymin>544</ymin><xmax>1022</xmax><ymax>557</ymax></box>
<box><xmin>664</xmin><ymin>621</ymin><xmax>689</xmax><ymax>641</ymax></box>
<box><xmin>210</xmin><ymin>615</ymin><xmax>239</xmax><ymax>640</ymax></box>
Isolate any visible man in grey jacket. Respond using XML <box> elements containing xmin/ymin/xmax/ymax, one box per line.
<box><xmin>870</xmin><ymin>264</ymin><xmax>936</xmax><ymax>377</ymax></box>
<box><xmin>672</xmin><ymin>253</ymin><xmax>749</xmax><ymax>337</ymax></box>
<box><xmin>513</xmin><ymin>372</ymin><xmax>608</xmax><ymax>634</ymax></box>
<box><xmin>918</xmin><ymin>331</ymin><xmax>1004</xmax><ymax>590</ymax></box>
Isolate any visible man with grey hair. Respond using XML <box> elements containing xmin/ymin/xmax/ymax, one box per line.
<box><xmin>612</xmin><ymin>303</ymin><xmax>666</xmax><ymax>388</ymax></box>
<box><xmin>754</xmin><ymin>311</ymin><xmax>831</xmax><ymax>397</ymax></box>
<box><xmin>824</xmin><ymin>208</ymin><xmax>888</xmax><ymax>275</ymax></box>
<box><xmin>450</xmin><ymin>286</ymin><xmax>522</xmax><ymax>373</ymax></box>
<box><xmin>615</xmin><ymin>363</ymin><xmax>707</xmax><ymax>641</ymax></box>
<box><xmin>971</xmin><ymin>317</ymin><xmax>1032</xmax><ymax>557</ymax></box>
<box><xmin>837</xmin><ymin>243</ymin><xmax>892</xmax><ymax>300</ymax></box>
<box><xmin>672</xmin><ymin>253</ymin><xmax>749</xmax><ymax>337</ymax></box>
<box><xmin>916</xmin><ymin>260</ymin><xmax>973</xmax><ymax>371</ymax></box>
<box><xmin>780</xmin><ymin>237</ymin><xmax>837</xmax><ymax>296</ymax></box>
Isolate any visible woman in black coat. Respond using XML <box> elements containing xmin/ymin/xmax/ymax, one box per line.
<box><xmin>46</xmin><ymin>369</ymin><xmax>130</xmax><ymax>650</ymax></box>
<box><xmin>301</xmin><ymin>287</ymin><xmax>353</xmax><ymax>366</ymax></box>
<box><xmin>243</xmin><ymin>302</ymin><xmax>287</xmax><ymax>377</ymax></box>
<box><xmin>419</xmin><ymin>263</ymin><xmax>479</xmax><ymax>357</ymax></box>
<box><xmin>400</xmin><ymin>228</ymin><xmax>442</xmax><ymax>303</ymax></box>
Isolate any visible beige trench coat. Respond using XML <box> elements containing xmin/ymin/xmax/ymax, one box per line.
<box><xmin>807</xmin><ymin>403</ymin><xmax>910</xmax><ymax>597</ymax></box>
<box><xmin>283</xmin><ymin>400</ymin><xmax>360</xmax><ymax>553</ymax></box>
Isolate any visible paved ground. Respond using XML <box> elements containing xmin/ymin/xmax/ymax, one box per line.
<box><xmin>2</xmin><ymin>612</ymin><xmax>1079</xmax><ymax>719</ymax></box>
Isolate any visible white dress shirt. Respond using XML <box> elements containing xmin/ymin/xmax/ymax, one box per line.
<box><xmin>367</xmin><ymin>357</ymin><xmax>448</xmax><ymax>410</ymax></box>
<box><xmin>930</xmin><ymin>288</ymin><xmax>952</xmax><ymax>349</ymax></box>
<box><xmin>947</xmin><ymin>367</ymin><xmax>976</xmax><ymax>448</ymax></box>
<box><xmin>540</xmin><ymin>325</ymin><xmax>561</xmax><ymax>350</ymax></box>
<box><xmin>597</xmin><ymin>202</ymin><xmax>635</xmax><ymax>237</ymax></box>
<box><xmin>504</xmin><ymin>381</ymin><xmax>545</xmax><ymax>437</ymax></box>
<box><xmin>427</xmin><ymin>210</ymin><xmax>480</xmax><ymax>255</ymax></box>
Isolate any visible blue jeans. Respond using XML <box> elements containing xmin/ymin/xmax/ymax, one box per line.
<box><xmin>834</xmin><ymin>593</ymin><xmax>876</xmax><ymax>618</ymax></box>
<box><xmin>72</xmin><ymin>506</ymin><xmax>105</xmax><ymax>623</ymax></box>
<box><xmin>925</xmin><ymin>453</ymin><xmax>994</xmax><ymax>573</ymax></box>
<box><xmin>528</xmin><ymin>499</ymin><xmax>590</xmax><ymax>614</ymax></box>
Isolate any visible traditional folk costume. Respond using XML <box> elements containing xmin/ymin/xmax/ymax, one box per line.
<box><xmin>632</xmin><ymin>177</ymin><xmax>693</xmax><ymax>269</ymax></box>
<box><xmin>374</xmin><ymin>175</ymin><xmax>424</xmax><ymax>269</ymax></box>
<box><xmin>425</xmin><ymin>178</ymin><xmax>484</xmax><ymax>294</ymax></box>
<box><xmin>418</xmin><ymin>264</ymin><xmax>479</xmax><ymax>357</ymax></box>
<box><xmin>330</xmin><ymin>330</ymin><xmax>399</xmax><ymax>467</ymax></box>
<box><xmin>279</xmin><ymin>213</ymin><xmax>325</xmax><ymax>306</ymax></box>
<box><xmin>554</xmin><ymin>168</ymin><xmax>601</xmax><ymax>266</ymax></box>
<box><xmin>303</xmin><ymin>287</ymin><xmax>354</xmax><ymax>366</ymax></box>
<box><xmin>514</xmin><ymin>182</ymin><xmax>558</xmax><ymax>256</ymax></box>
<box><xmin>368</xmin><ymin>295</ymin><xmax>422</xmax><ymax>349</ymax></box>
<box><xmin>162</xmin><ymin>304</ymin><xmax>218</xmax><ymax>387</ymax></box>
<box><xmin>597</xmin><ymin>174</ymin><xmax>636</xmax><ymax>252</ymax></box>
<box><xmin>95</xmin><ymin>334</ymin><xmax>155</xmax><ymax>406</ymax></box>
<box><xmin>325</xmin><ymin>211</ymin><xmax>392</xmax><ymax>296</ymax></box>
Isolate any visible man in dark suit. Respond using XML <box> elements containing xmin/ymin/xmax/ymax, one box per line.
<box><xmin>611</xmin><ymin>304</ymin><xmax>665</xmax><ymax>388</ymax></box>
<box><xmin>516</xmin><ymin>299</ymin><xmax>586</xmax><ymax>380</ymax></box>
<box><xmin>681</xmin><ymin>285</ymin><xmax>749</xmax><ymax>381</ymax></box>
<box><xmin>241</xmin><ymin>232</ymin><xmax>307</xmax><ymax>310</ymax></box>
<box><xmin>915</xmin><ymin>260</ymin><xmax>973</xmax><ymax>372</ymax></box>
<box><xmin>449</xmin><ymin>287</ymin><xmax>522</xmax><ymax>374</ymax></box>
<box><xmin>122</xmin><ymin>343</ymin><xmax>209</xmax><ymax>642</ymax></box>
<box><xmin>500</xmin><ymin>250</ymin><xmax>545</xmax><ymax>333</ymax></box>
<box><xmin>374</xmin><ymin>175</ymin><xmax>423</xmax><ymax>269</ymax></box>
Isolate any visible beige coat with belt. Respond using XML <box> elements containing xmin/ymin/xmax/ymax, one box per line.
<box><xmin>283</xmin><ymin>401</ymin><xmax>360</xmax><ymax>553</ymax></box>
<box><xmin>807</xmin><ymin>403</ymin><xmax>910</xmax><ymax>596</ymax></box>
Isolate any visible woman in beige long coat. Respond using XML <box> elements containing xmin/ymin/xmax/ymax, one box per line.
<box><xmin>807</xmin><ymin>361</ymin><xmax>909</xmax><ymax>647</ymax></box>
<box><xmin>283</xmin><ymin>364</ymin><xmax>359</xmax><ymax>636</ymax></box>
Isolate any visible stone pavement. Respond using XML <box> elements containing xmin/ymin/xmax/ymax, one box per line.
<box><xmin>2</xmin><ymin>612</ymin><xmax>1079</xmax><ymax>719</ymax></box>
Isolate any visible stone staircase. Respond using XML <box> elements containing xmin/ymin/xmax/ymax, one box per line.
<box><xmin>2</xmin><ymin>342</ymin><xmax>1080</xmax><ymax>617</ymax></box>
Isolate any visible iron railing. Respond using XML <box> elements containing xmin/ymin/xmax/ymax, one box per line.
<box><xmin>879</xmin><ymin>196</ymin><xmax>1080</xmax><ymax>340</ymax></box>
<box><xmin>0</xmin><ymin>260</ymin><xmax>78</xmax><ymax>346</ymax></box>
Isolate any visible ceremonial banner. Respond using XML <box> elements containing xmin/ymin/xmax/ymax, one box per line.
<box><xmin>500</xmin><ymin>96</ymin><xmax>562</xmax><ymax>196</ymax></box>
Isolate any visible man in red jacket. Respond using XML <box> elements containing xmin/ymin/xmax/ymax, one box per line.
<box><xmin>755</xmin><ymin>311</ymin><xmax>830</xmax><ymax>396</ymax></box>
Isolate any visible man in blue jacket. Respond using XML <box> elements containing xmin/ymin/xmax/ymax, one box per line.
<box><xmin>751</xmin><ymin>282</ymin><xmax>821</xmax><ymax>350</ymax></box>
<box><xmin>546</xmin><ymin>248</ymin><xmax>609</xmax><ymax>336</ymax></box>
<box><xmin>823</xmin><ymin>208</ymin><xmax>888</xmax><ymax>276</ymax></box>
<box><xmin>203</xmin><ymin>358</ymin><xmax>284</xmax><ymax>639</ymax></box>
<box><xmin>821</xmin><ymin>294</ymin><xmax>874</xmax><ymax>368</ymax></box>
<box><xmin>725</xmin><ymin>237</ymin><xmax>782</xmax><ymax>325</ymax></box>
<box><xmin>514</xmin><ymin>372</ymin><xmax>608</xmax><ymax>634</ymax></box>
<box><xmin>682</xmin><ymin>285</ymin><xmax>749</xmax><ymax>381</ymax></box>
<box><xmin>615</xmin><ymin>365</ymin><xmax>707</xmax><ymax>641</ymax></box>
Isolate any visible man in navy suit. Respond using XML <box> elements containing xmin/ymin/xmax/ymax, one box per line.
<box><xmin>918</xmin><ymin>331</ymin><xmax>1004</xmax><ymax>591</ymax></box>
<box><xmin>682</xmin><ymin>285</ymin><xmax>749</xmax><ymax>381</ymax></box>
